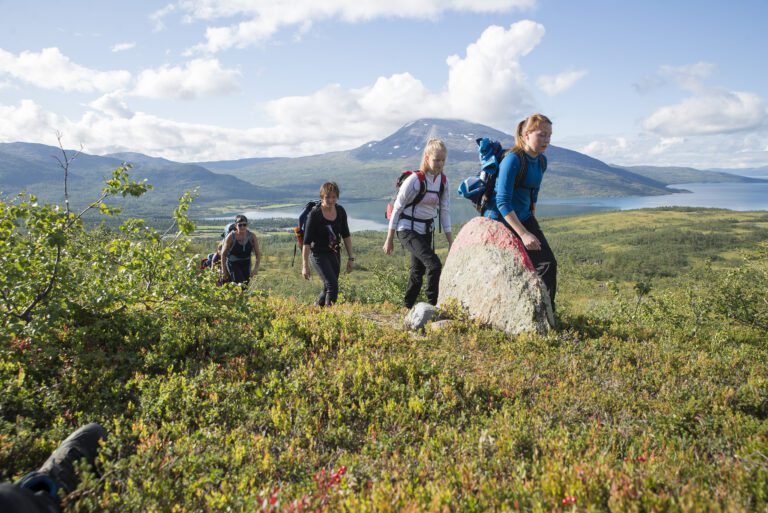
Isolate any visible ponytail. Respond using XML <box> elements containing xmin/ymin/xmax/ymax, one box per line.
<box><xmin>509</xmin><ymin>113</ymin><xmax>552</xmax><ymax>154</ymax></box>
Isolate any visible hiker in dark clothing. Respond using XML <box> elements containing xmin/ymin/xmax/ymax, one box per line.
<box><xmin>0</xmin><ymin>423</ymin><xmax>107</xmax><ymax>513</ymax></box>
<box><xmin>484</xmin><ymin>113</ymin><xmax>557</xmax><ymax>313</ymax></box>
<box><xmin>302</xmin><ymin>182</ymin><xmax>355</xmax><ymax>306</ymax></box>
<box><xmin>220</xmin><ymin>214</ymin><xmax>261</xmax><ymax>285</ymax></box>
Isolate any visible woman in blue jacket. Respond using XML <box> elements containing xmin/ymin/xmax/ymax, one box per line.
<box><xmin>484</xmin><ymin>113</ymin><xmax>557</xmax><ymax>312</ymax></box>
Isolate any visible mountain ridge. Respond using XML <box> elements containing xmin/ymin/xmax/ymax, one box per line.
<box><xmin>1</xmin><ymin>118</ymin><xmax>764</xmax><ymax>213</ymax></box>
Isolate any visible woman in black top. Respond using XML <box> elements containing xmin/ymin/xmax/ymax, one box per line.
<box><xmin>221</xmin><ymin>214</ymin><xmax>261</xmax><ymax>285</ymax></box>
<box><xmin>301</xmin><ymin>182</ymin><xmax>355</xmax><ymax>306</ymax></box>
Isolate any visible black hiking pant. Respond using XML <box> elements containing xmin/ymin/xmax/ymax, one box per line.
<box><xmin>398</xmin><ymin>229</ymin><xmax>442</xmax><ymax>308</ymax></box>
<box><xmin>226</xmin><ymin>259</ymin><xmax>251</xmax><ymax>285</ymax></box>
<box><xmin>511</xmin><ymin>216</ymin><xmax>557</xmax><ymax>311</ymax></box>
<box><xmin>310</xmin><ymin>251</ymin><xmax>341</xmax><ymax>306</ymax></box>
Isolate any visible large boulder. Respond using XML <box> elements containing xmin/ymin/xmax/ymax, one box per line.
<box><xmin>438</xmin><ymin>216</ymin><xmax>554</xmax><ymax>335</ymax></box>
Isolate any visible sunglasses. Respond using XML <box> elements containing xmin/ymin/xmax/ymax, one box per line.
<box><xmin>237</xmin><ymin>222</ymin><xmax>248</xmax><ymax>227</ymax></box>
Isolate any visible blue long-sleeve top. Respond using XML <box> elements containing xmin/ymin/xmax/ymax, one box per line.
<box><xmin>484</xmin><ymin>151</ymin><xmax>547</xmax><ymax>224</ymax></box>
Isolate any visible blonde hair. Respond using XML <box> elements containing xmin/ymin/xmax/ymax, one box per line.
<box><xmin>319</xmin><ymin>181</ymin><xmax>340</xmax><ymax>199</ymax></box>
<box><xmin>420</xmin><ymin>138</ymin><xmax>447</xmax><ymax>172</ymax></box>
<box><xmin>511</xmin><ymin>113</ymin><xmax>552</xmax><ymax>154</ymax></box>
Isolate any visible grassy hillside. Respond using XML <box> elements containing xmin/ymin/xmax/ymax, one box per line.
<box><xmin>2</xmin><ymin>202</ymin><xmax>767</xmax><ymax>512</ymax></box>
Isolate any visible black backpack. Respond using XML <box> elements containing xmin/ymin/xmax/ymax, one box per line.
<box><xmin>292</xmin><ymin>200</ymin><xmax>319</xmax><ymax>266</ymax></box>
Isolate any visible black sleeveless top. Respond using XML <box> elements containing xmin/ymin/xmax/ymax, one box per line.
<box><xmin>303</xmin><ymin>205</ymin><xmax>351</xmax><ymax>254</ymax></box>
<box><xmin>226</xmin><ymin>232</ymin><xmax>252</xmax><ymax>262</ymax></box>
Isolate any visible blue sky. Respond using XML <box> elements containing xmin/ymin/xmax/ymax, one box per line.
<box><xmin>0</xmin><ymin>0</ymin><xmax>766</xmax><ymax>168</ymax></box>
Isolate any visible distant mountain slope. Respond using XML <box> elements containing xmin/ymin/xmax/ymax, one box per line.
<box><xmin>196</xmin><ymin>156</ymin><xmax>286</xmax><ymax>171</ymax></box>
<box><xmin>4</xmin><ymin>119</ymin><xmax>764</xmax><ymax>215</ymax></box>
<box><xmin>0</xmin><ymin>143</ymin><xmax>275</xmax><ymax>212</ymax></box>
<box><xmin>199</xmin><ymin>118</ymin><xmax>679</xmax><ymax>200</ymax></box>
<box><xmin>707</xmin><ymin>166</ymin><xmax>768</xmax><ymax>179</ymax></box>
<box><xmin>617</xmin><ymin>165</ymin><xmax>767</xmax><ymax>185</ymax></box>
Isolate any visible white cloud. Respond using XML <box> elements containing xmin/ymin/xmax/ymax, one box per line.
<box><xmin>357</xmin><ymin>74</ymin><xmax>445</xmax><ymax>121</ymax></box>
<box><xmin>261</xmin><ymin>77</ymin><xmax>441</xmax><ymax>152</ymax></box>
<box><xmin>634</xmin><ymin>62</ymin><xmax>715</xmax><ymax>94</ymax></box>
<box><xmin>89</xmin><ymin>92</ymin><xmax>134</xmax><ymax>119</ymax></box>
<box><xmin>446</xmin><ymin>21</ymin><xmax>543</xmax><ymax>130</ymax></box>
<box><xmin>170</xmin><ymin>0</ymin><xmax>536</xmax><ymax>53</ymax></box>
<box><xmin>0</xmin><ymin>98</ymin><xmax>287</xmax><ymax>160</ymax></box>
<box><xmin>643</xmin><ymin>88</ymin><xmax>767</xmax><ymax>136</ymax></box>
<box><xmin>0</xmin><ymin>47</ymin><xmax>240</xmax><ymax>100</ymax></box>
<box><xmin>4</xmin><ymin>92</ymin><xmax>767</xmax><ymax>168</ymax></box>
<box><xmin>566</xmin><ymin>130</ymin><xmax>768</xmax><ymax>169</ymax></box>
<box><xmin>648</xmin><ymin>137</ymin><xmax>685</xmax><ymax>156</ymax></box>
<box><xmin>0</xmin><ymin>47</ymin><xmax>131</xmax><ymax>93</ymax></box>
<box><xmin>132</xmin><ymin>58</ymin><xmax>241</xmax><ymax>99</ymax></box>
<box><xmin>263</xmin><ymin>21</ymin><xmax>544</xmax><ymax>144</ymax></box>
<box><xmin>150</xmin><ymin>4</ymin><xmax>178</xmax><ymax>32</ymax></box>
<box><xmin>578</xmin><ymin>137</ymin><xmax>627</xmax><ymax>158</ymax></box>
<box><xmin>111</xmin><ymin>42</ymin><xmax>136</xmax><ymax>53</ymax></box>
<box><xmin>0</xmin><ymin>100</ymin><xmax>63</xmax><ymax>145</ymax></box>
<box><xmin>659</xmin><ymin>62</ymin><xmax>715</xmax><ymax>92</ymax></box>
<box><xmin>0</xmin><ymin>20</ymin><xmax>548</xmax><ymax>160</ymax></box>
<box><xmin>537</xmin><ymin>70</ymin><xmax>587</xmax><ymax>96</ymax></box>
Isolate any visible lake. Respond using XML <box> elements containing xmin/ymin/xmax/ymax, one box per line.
<box><xmin>233</xmin><ymin>182</ymin><xmax>768</xmax><ymax>232</ymax></box>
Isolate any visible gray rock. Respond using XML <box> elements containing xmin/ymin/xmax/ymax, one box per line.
<box><xmin>404</xmin><ymin>302</ymin><xmax>439</xmax><ymax>331</ymax></box>
<box><xmin>438</xmin><ymin>217</ymin><xmax>553</xmax><ymax>335</ymax></box>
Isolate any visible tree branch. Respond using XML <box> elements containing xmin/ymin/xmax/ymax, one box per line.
<box><xmin>53</xmin><ymin>132</ymin><xmax>83</xmax><ymax>216</ymax></box>
<box><xmin>17</xmin><ymin>245</ymin><xmax>62</xmax><ymax>322</ymax></box>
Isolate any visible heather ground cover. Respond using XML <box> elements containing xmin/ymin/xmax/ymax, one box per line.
<box><xmin>1</xmin><ymin>176</ymin><xmax>766</xmax><ymax>511</ymax></box>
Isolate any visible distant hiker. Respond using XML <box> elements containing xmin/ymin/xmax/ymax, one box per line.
<box><xmin>383</xmin><ymin>138</ymin><xmax>453</xmax><ymax>308</ymax></box>
<box><xmin>220</xmin><ymin>214</ymin><xmax>261</xmax><ymax>285</ymax></box>
<box><xmin>484</xmin><ymin>113</ymin><xmax>557</xmax><ymax>312</ymax></box>
<box><xmin>200</xmin><ymin>242</ymin><xmax>223</xmax><ymax>271</ymax></box>
<box><xmin>302</xmin><ymin>182</ymin><xmax>355</xmax><ymax>306</ymax></box>
<box><xmin>212</xmin><ymin>242</ymin><xmax>223</xmax><ymax>270</ymax></box>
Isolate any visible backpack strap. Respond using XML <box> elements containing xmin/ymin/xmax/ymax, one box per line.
<box><xmin>400</xmin><ymin>171</ymin><xmax>445</xmax><ymax>232</ymax></box>
<box><xmin>512</xmin><ymin>149</ymin><xmax>529</xmax><ymax>189</ymax></box>
<box><xmin>403</xmin><ymin>171</ymin><xmax>426</xmax><ymax>231</ymax></box>
<box><xmin>437</xmin><ymin>173</ymin><xmax>446</xmax><ymax>234</ymax></box>
<box><xmin>512</xmin><ymin>150</ymin><xmax>547</xmax><ymax>212</ymax></box>
<box><xmin>404</xmin><ymin>171</ymin><xmax>428</xmax><ymax>209</ymax></box>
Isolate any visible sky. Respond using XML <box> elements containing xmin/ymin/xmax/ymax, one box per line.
<box><xmin>0</xmin><ymin>0</ymin><xmax>766</xmax><ymax>168</ymax></box>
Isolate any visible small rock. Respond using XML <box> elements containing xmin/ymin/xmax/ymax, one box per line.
<box><xmin>404</xmin><ymin>302</ymin><xmax>438</xmax><ymax>331</ymax></box>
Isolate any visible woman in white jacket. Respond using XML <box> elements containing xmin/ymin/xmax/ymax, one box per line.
<box><xmin>383</xmin><ymin>138</ymin><xmax>453</xmax><ymax>308</ymax></box>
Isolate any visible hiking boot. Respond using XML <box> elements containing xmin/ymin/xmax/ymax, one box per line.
<box><xmin>16</xmin><ymin>423</ymin><xmax>107</xmax><ymax>498</ymax></box>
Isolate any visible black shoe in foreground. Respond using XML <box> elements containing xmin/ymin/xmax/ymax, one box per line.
<box><xmin>16</xmin><ymin>422</ymin><xmax>108</xmax><ymax>497</ymax></box>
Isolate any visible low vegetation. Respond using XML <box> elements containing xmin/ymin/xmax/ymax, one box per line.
<box><xmin>1</xmin><ymin>168</ymin><xmax>766</xmax><ymax>512</ymax></box>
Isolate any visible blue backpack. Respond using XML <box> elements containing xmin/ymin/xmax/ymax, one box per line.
<box><xmin>458</xmin><ymin>137</ymin><xmax>546</xmax><ymax>215</ymax></box>
<box><xmin>220</xmin><ymin>222</ymin><xmax>236</xmax><ymax>238</ymax></box>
